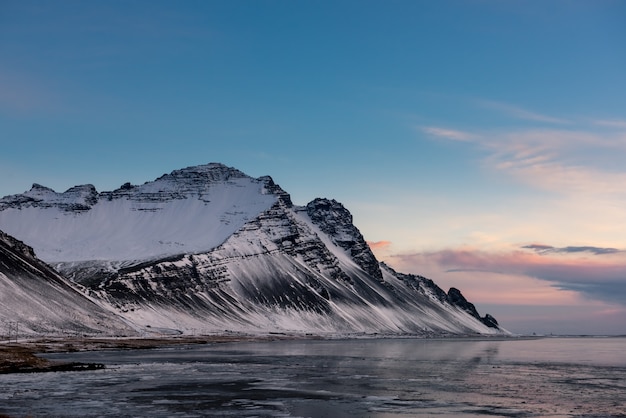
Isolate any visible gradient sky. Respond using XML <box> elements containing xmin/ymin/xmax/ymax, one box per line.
<box><xmin>2</xmin><ymin>0</ymin><xmax>625</xmax><ymax>335</ymax></box>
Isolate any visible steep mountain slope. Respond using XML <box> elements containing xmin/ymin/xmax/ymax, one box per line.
<box><xmin>0</xmin><ymin>230</ymin><xmax>134</xmax><ymax>337</ymax></box>
<box><xmin>0</xmin><ymin>163</ymin><xmax>502</xmax><ymax>336</ymax></box>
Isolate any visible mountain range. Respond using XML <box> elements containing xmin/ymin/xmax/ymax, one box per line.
<box><xmin>0</xmin><ymin>163</ymin><xmax>502</xmax><ymax>337</ymax></box>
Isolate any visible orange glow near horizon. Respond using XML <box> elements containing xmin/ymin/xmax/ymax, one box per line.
<box><xmin>367</xmin><ymin>240</ymin><xmax>392</xmax><ymax>250</ymax></box>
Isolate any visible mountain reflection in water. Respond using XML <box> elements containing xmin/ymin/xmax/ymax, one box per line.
<box><xmin>1</xmin><ymin>337</ymin><xmax>625</xmax><ymax>417</ymax></box>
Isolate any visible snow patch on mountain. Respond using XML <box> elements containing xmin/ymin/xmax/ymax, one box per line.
<box><xmin>0</xmin><ymin>163</ymin><xmax>279</xmax><ymax>263</ymax></box>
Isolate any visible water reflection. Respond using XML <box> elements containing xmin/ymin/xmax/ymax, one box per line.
<box><xmin>1</xmin><ymin>337</ymin><xmax>624</xmax><ymax>417</ymax></box>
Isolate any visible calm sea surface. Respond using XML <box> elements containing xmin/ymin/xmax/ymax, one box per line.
<box><xmin>1</xmin><ymin>337</ymin><xmax>625</xmax><ymax>417</ymax></box>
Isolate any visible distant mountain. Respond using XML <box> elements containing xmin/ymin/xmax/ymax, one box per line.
<box><xmin>0</xmin><ymin>163</ymin><xmax>503</xmax><ymax>336</ymax></box>
<box><xmin>0</xmin><ymin>229</ymin><xmax>134</xmax><ymax>336</ymax></box>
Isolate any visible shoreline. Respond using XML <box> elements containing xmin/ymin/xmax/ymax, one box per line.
<box><xmin>6</xmin><ymin>332</ymin><xmax>622</xmax><ymax>375</ymax></box>
<box><xmin>0</xmin><ymin>332</ymin><xmax>528</xmax><ymax>375</ymax></box>
<box><xmin>0</xmin><ymin>332</ymin><xmax>564</xmax><ymax>375</ymax></box>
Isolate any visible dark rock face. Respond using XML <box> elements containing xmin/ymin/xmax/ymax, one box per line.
<box><xmin>0</xmin><ymin>230</ymin><xmax>68</xmax><ymax>283</ymax></box>
<box><xmin>448</xmin><ymin>287</ymin><xmax>499</xmax><ymax>329</ymax></box>
<box><xmin>258</xmin><ymin>176</ymin><xmax>292</xmax><ymax>207</ymax></box>
<box><xmin>62</xmin><ymin>184</ymin><xmax>99</xmax><ymax>209</ymax></box>
<box><xmin>306</xmin><ymin>198</ymin><xmax>383</xmax><ymax>283</ymax></box>
<box><xmin>0</xmin><ymin>230</ymin><xmax>36</xmax><ymax>260</ymax></box>
<box><xmin>0</xmin><ymin>183</ymin><xmax>98</xmax><ymax>212</ymax></box>
<box><xmin>482</xmin><ymin>313</ymin><xmax>499</xmax><ymax>328</ymax></box>
<box><xmin>166</xmin><ymin>163</ymin><xmax>249</xmax><ymax>183</ymax></box>
<box><xmin>101</xmin><ymin>163</ymin><xmax>253</xmax><ymax>202</ymax></box>
<box><xmin>380</xmin><ymin>263</ymin><xmax>449</xmax><ymax>302</ymax></box>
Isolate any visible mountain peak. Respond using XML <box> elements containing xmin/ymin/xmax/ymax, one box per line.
<box><xmin>159</xmin><ymin>163</ymin><xmax>249</xmax><ymax>184</ymax></box>
<box><xmin>104</xmin><ymin>163</ymin><xmax>258</xmax><ymax>200</ymax></box>
<box><xmin>0</xmin><ymin>163</ymin><xmax>285</xmax><ymax>262</ymax></box>
<box><xmin>448</xmin><ymin>287</ymin><xmax>499</xmax><ymax>329</ymax></box>
<box><xmin>0</xmin><ymin>183</ymin><xmax>99</xmax><ymax>211</ymax></box>
<box><xmin>30</xmin><ymin>183</ymin><xmax>54</xmax><ymax>192</ymax></box>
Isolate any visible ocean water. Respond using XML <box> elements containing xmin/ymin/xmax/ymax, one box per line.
<box><xmin>1</xmin><ymin>337</ymin><xmax>625</xmax><ymax>417</ymax></box>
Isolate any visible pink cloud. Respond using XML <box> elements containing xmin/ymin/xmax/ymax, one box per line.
<box><xmin>367</xmin><ymin>240</ymin><xmax>392</xmax><ymax>250</ymax></box>
<box><xmin>380</xmin><ymin>245</ymin><xmax>626</xmax><ymax>334</ymax></box>
<box><xmin>389</xmin><ymin>245</ymin><xmax>626</xmax><ymax>307</ymax></box>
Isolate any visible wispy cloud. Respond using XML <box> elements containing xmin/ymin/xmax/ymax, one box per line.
<box><xmin>593</xmin><ymin>119</ymin><xmax>626</xmax><ymax>129</ymax></box>
<box><xmin>421</xmin><ymin>126</ymin><xmax>476</xmax><ymax>142</ymax></box>
<box><xmin>522</xmin><ymin>244</ymin><xmax>622</xmax><ymax>255</ymax></box>
<box><xmin>421</xmin><ymin>101</ymin><xmax>626</xmax><ymax>197</ymax></box>
<box><xmin>420</xmin><ymin>119</ymin><xmax>626</xmax><ymax>197</ymax></box>
<box><xmin>477</xmin><ymin>99</ymin><xmax>570</xmax><ymax>124</ymax></box>
<box><xmin>485</xmin><ymin>128</ymin><xmax>626</xmax><ymax>196</ymax></box>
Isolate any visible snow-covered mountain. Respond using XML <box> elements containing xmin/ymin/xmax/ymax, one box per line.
<box><xmin>0</xmin><ymin>229</ymin><xmax>134</xmax><ymax>336</ymax></box>
<box><xmin>0</xmin><ymin>165</ymin><xmax>279</xmax><ymax>263</ymax></box>
<box><xmin>0</xmin><ymin>163</ymin><xmax>502</xmax><ymax>336</ymax></box>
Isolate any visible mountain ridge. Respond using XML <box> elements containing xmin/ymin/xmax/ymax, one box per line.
<box><xmin>0</xmin><ymin>163</ymin><xmax>504</xmax><ymax>336</ymax></box>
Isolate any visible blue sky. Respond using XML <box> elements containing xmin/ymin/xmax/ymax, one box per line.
<box><xmin>2</xmin><ymin>0</ymin><xmax>626</xmax><ymax>334</ymax></box>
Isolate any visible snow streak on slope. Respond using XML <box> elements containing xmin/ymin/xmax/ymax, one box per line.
<box><xmin>80</xmin><ymin>199</ymin><xmax>500</xmax><ymax>335</ymax></box>
<box><xmin>0</xmin><ymin>230</ymin><xmax>134</xmax><ymax>336</ymax></box>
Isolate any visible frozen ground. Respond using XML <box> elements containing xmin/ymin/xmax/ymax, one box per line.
<box><xmin>1</xmin><ymin>337</ymin><xmax>625</xmax><ymax>417</ymax></box>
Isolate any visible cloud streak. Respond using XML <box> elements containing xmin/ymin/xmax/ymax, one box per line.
<box><xmin>485</xmin><ymin>128</ymin><xmax>626</xmax><ymax>197</ymax></box>
<box><xmin>477</xmin><ymin>99</ymin><xmax>570</xmax><ymax>124</ymax></box>
<box><xmin>423</xmin><ymin>115</ymin><xmax>626</xmax><ymax>198</ymax></box>
<box><xmin>421</xmin><ymin>126</ymin><xmax>475</xmax><ymax>142</ymax></box>
<box><xmin>391</xmin><ymin>244</ymin><xmax>626</xmax><ymax>306</ymax></box>
<box><xmin>522</xmin><ymin>244</ymin><xmax>622</xmax><ymax>255</ymax></box>
<box><xmin>593</xmin><ymin>119</ymin><xmax>626</xmax><ymax>129</ymax></box>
